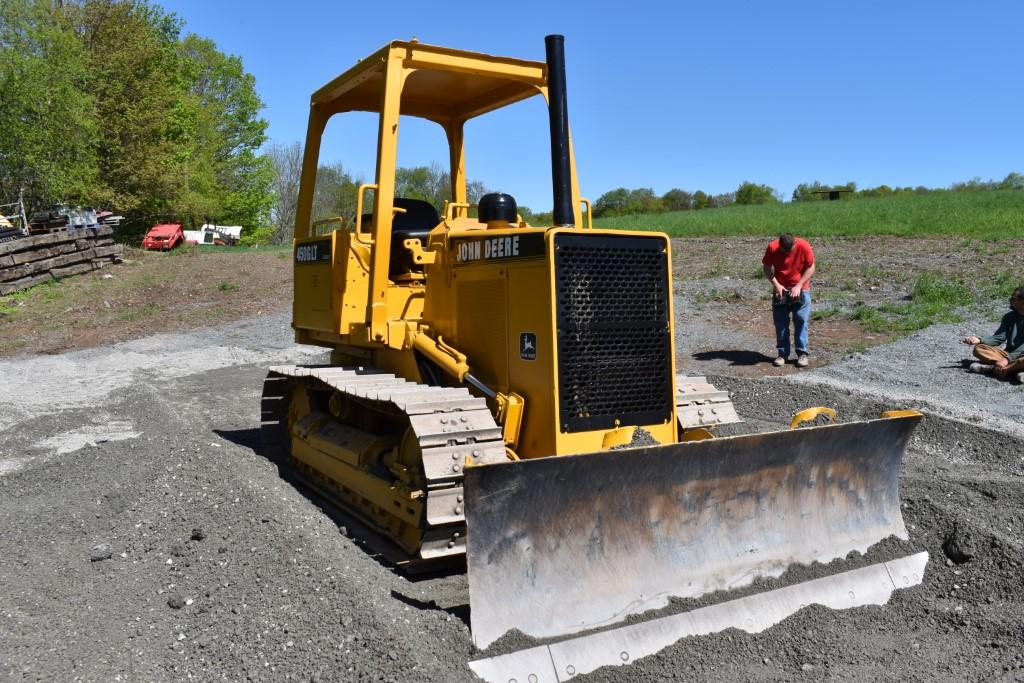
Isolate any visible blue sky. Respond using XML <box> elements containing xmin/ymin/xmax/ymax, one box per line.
<box><xmin>160</xmin><ymin>0</ymin><xmax>1023</xmax><ymax>212</ymax></box>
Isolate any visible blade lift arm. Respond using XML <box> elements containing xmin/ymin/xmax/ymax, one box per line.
<box><xmin>408</xmin><ymin>329</ymin><xmax>524</xmax><ymax>450</ymax></box>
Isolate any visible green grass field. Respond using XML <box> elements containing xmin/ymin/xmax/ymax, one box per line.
<box><xmin>593</xmin><ymin>189</ymin><xmax>1024</xmax><ymax>239</ymax></box>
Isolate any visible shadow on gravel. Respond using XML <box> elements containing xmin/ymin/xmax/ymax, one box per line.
<box><xmin>214</xmin><ymin>428</ymin><xmax>263</xmax><ymax>454</ymax></box>
<box><xmin>693</xmin><ymin>349</ymin><xmax>775</xmax><ymax>366</ymax></box>
<box><xmin>391</xmin><ymin>589</ymin><xmax>470</xmax><ymax>626</ymax></box>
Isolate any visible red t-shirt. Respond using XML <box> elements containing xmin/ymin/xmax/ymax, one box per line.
<box><xmin>762</xmin><ymin>238</ymin><xmax>814</xmax><ymax>290</ymax></box>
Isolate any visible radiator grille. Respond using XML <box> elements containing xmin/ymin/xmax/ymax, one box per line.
<box><xmin>554</xmin><ymin>233</ymin><xmax>673</xmax><ymax>433</ymax></box>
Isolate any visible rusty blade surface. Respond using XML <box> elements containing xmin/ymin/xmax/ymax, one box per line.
<box><xmin>464</xmin><ymin>414</ymin><xmax>920</xmax><ymax>649</ymax></box>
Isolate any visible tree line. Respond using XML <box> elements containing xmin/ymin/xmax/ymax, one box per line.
<box><xmin>592</xmin><ymin>173</ymin><xmax>1024</xmax><ymax>219</ymax></box>
<box><xmin>792</xmin><ymin>173</ymin><xmax>1024</xmax><ymax>201</ymax></box>
<box><xmin>0</xmin><ymin>0</ymin><xmax>272</xmax><ymax>235</ymax></box>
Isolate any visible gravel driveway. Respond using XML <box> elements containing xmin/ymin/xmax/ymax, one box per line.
<box><xmin>1</xmin><ymin>310</ymin><xmax>1021</xmax><ymax>681</ymax></box>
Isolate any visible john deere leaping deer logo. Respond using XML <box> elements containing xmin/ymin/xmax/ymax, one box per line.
<box><xmin>520</xmin><ymin>332</ymin><xmax>537</xmax><ymax>361</ymax></box>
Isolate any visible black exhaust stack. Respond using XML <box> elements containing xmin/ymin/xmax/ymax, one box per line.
<box><xmin>545</xmin><ymin>35</ymin><xmax>574</xmax><ymax>227</ymax></box>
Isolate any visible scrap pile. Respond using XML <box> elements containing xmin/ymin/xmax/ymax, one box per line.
<box><xmin>0</xmin><ymin>215</ymin><xmax>20</xmax><ymax>244</ymax></box>
<box><xmin>1</xmin><ymin>194</ymin><xmax>28</xmax><ymax>244</ymax></box>
<box><xmin>0</xmin><ymin>225</ymin><xmax>124</xmax><ymax>294</ymax></box>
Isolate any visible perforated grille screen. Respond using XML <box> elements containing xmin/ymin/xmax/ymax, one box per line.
<box><xmin>553</xmin><ymin>233</ymin><xmax>673</xmax><ymax>432</ymax></box>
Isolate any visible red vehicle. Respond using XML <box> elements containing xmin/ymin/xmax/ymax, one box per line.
<box><xmin>141</xmin><ymin>222</ymin><xmax>184</xmax><ymax>251</ymax></box>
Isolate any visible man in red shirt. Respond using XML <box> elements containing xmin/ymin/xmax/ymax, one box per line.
<box><xmin>762</xmin><ymin>233</ymin><xmax>816</xmax><ymax>367</ymax></box>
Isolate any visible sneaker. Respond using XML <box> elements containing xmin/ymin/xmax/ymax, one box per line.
<box><xmin>773</xmin><ymin>356</ymin><xmax>786</xmax><ymax>367</ymax></box>
<box><xmin>796</xmin><ymin>354</ymin><xmax>810</xmax><ymax>368</ymax></box>
<box><xmin>968</xmin><ymin>362</ymin><xmax>993</xmax><ymax>374</ymax></box>
<box><xmin>1016</xmin><ymin>372</ymin><xmax>1024</xmax><ymax>385</ymax></box>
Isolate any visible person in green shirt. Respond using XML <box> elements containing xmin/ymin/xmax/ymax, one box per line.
<box><xmin>962</xmin><ymin>285</ymin><xmax>1024</xmax><ymax>383</ymax></box>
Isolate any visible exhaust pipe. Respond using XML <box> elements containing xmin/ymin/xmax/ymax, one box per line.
<box><xmin>545</xmin><ymin>35</ymin><xmax>574</xmax><ymax>227</ymax></box>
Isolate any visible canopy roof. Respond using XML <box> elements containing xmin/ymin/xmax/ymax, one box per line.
<box><xmin>311</xmin><ymin>41</ymin><xmax>547</xmax><ymax>123</ymax></box>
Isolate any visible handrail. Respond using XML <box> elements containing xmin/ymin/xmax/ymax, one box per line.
<box><xmin>355</xmin><ymin>183</ymin><xmax>377</xmax><ymax>233</ymax></box>
<box><xmin>445</xmin><ymin>201</ymin><xmax>474</xmax><ymax>221</ymax></box>
<box><xmin>580</xmin><ymin>198</ymin><xmax>592</xmax><ymax>229</ymax></box>
<box><xmin>312</xmin><ymin>216</ymin><xmax>347</xmax><ymax>236</ymax></box>
<box><xmin>354</xmin><ymin>184</ymin><xmax>408</xmax><ymax>235</ymax></box>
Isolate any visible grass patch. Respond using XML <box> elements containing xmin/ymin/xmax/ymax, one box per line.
<box><xmin>812</xmin><ymin>306</ymin><xmax>842</xmax><ymax>321</ymax></box>
<box><xmin>838</xmin><ymin>278</ymin><xmax>858</xmax><ymax>292</ymax></box>
<box><xmin>852</xmin><ymin>304</ymin><xmax>889</xmax><ymax>332</ymax></box>
<box><xmin>217</xmin><ymin>281</ymin><xmax>239</xmax><ymax>292</ymax></box>
<box><xmin>979</xmin><ymin>270</ymin><xmax>1019</xmax><ymax>302</ymax></box>
<box><xmin>692</xmin><ymin>288</ymin><xmax>742</xmax><ymax>304</ymax></box>
<box><xmin>0</xmin><ymin>280</ymin><xmax>60</xmax><ymax>315</ymax></box>
<box><xmin>118</xmin><ymin>303</ymin><xmax>162</xmax><ymax>321</ymax></box>
<box><xmin>860</xmin><ymin>264</ymin><xmax>885</xmax><ymax>280</ymax></box>
<box><xmin>594</xmin><ymin>189</ymin><xmax>1024</xmax><ymax>238</ymax></box>
<box><xmin>912</xmin><ymin>272</ymin><xmax>972</xmax><ymax>307</ymax></box>
<box><xmin>166</xmin><ymin>245</ymin><xmax>199</xmax><ymax>258</ymax></box>
<box><xmin>851</xmin><ymin>273</ymin><xmax>972</xmax><ymax>334</ymax></box>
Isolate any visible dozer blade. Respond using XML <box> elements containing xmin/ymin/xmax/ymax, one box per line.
<box><xmin>464</xmin><ymin>414</ymin><xmax>920</xmax><ymax>649</ymax></box>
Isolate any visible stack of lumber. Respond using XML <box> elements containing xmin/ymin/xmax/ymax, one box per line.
<box><xmin>0</xmin><ymin>226</ymin><xmax>124</xmax><ymax>295</ymax></box>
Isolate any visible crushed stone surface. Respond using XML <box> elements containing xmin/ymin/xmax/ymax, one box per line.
<box><xmin>782</xmin><ymin>318</ymin><xmax>1024</xmax><ymax>438</ymax></box>
<box><xmin>0</xmin><ymin>312</ymin><xmax>322</xmax><ymax>432</ymax></box>
<box><xmin>1</xmin><ymin>307</ymin><xmax>1022</xmax><ymax>681</ymax></box>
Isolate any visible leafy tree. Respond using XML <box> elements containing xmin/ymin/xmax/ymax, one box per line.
<box><xmin>792</xmin><ymin>181</ymin><xmax>828</xmax><ymax>202</ymax></box>
<box><xmin>661</xmin><ymin>188</ymin><xmax>693</xmax><ymax>211</ymax></box>
<box><xmin>0</xmin><ymin>0</ymin><xmax>98</xmax><ymax>214</ymax></box>
<box><xmin>466</xmin><ymin>180</ymin><xmax>489</xmax><ymax>204</ymax></box>
<box><xmin>692</xmin><ymin>190</ymin><xmax>710</xmax><ymax>210</ymax></box>
<box><xmin>393</xmin><ymin>163</ymin><xmax>489</xmax><ymax>212</ymax></box>
<box><xmin>312</xmin><ymin>162</ymin><xmax>362</xmax><ymax>223</ymax></box>
<box><xmin>72</xmin><ymin>0</ymin><xmax>184</xmax><ymax>219</ymax></box>
<box><xmin>394</xmin><ymin>165</ymin><xmax>441</xmax><ymax>207</ymax></box>
<box><xmin>735</xmin><ymin>181</ymin><xmax>779</xmax><ymax>205</ymax></box>
<box><xmin>1000</xmin><ymin>172</ymin><xmax>1024</xmax><ymax>190</ymax></box>
<box><xmin>710</xmin><ymin>192</ymin><xmax>735</xmax><ymax>208</ymax></box>
<box><xmin>859</xmin><ymin>184</ymin><xmax>894</xmax><ymax>198</ymax></box>
<box><xmin>593</xmin><ymin>187</ymin><xmax>630</xmax><ymax>217</ymax></box>
<box><xmin>625</xmin><ymin>188</ymin><xmax>662</xmax><ymax>214</ymax></box>
<box><xmin>177</xmin><ymin>33</ymin><xmax>273</xmax><ymax>229</ymax></box>
<box><xmin>0</xmin><ymin>0</ymin><xmax>274</xmax><ymax>239</ymax></box>
<box><xmin>951</xmin><ymin>177</ymin><xmax>986</xmax><ymax>192</ymax></box>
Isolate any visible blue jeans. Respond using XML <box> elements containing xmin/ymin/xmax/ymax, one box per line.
<box><xmin>773</xmin><ymin>291</ymin><xmax>810</xmax><ymax>358</ymax></box>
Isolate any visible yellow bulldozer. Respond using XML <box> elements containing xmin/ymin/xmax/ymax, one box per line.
<box><xmin>262</xmin><ymin>36</ymin><xmax>922</xmax><ymax>650</ymax></box>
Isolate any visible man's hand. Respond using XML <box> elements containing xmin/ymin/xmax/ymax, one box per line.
<box><xmin>772</xmin><ymin>281</ymin><xmax>784</xmax><ymax>300</ymax></box>
<box><xmin>962</xmin><ymin>336</ymin><xmax>981</xmax><ymax>345</ymax></box>
<box><xmin>788</xmin><ymin>285</ymin><xmax>801</xmax><ymax>299</ymax></box>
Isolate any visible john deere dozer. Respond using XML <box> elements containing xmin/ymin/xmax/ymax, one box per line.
<box><xmin>262</xmin><ymin>36</ymin><xmax>922</xmax><ymax>651</ymax></box>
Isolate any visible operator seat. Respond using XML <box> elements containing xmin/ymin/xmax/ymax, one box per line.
<box><xmin>386</xmin><ymin>197</ymin><xmax>440</xmax><ymax>278</ymax></box>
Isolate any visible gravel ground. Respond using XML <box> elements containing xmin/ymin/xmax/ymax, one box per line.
<box><xmin>1</xmin><ymin>305</ymin><xmax>1022</xmax><ymax>681</ymax></box>
<box><xmin>782</xmin><ymin>319</ymin><xmax>1024</xmax><ymax>438</ymax></box>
